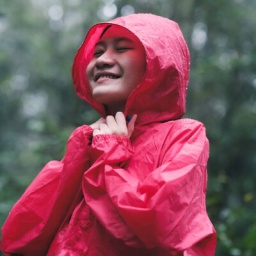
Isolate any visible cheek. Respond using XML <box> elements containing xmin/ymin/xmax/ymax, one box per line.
<box><xmin>86</xmin><ymin>61</ymin><xmax>94</xmax><ymax>80</ymax></box>
<box><xmin>85</xmin><ymin>62</ymin><xmax>95</xmax><ymax>93</ymax></box>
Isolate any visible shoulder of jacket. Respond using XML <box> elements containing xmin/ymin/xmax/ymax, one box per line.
<box><xmin>163</xmin><ymin>118</ymin><xmax>205</xmax><ymax>130</ymax></box>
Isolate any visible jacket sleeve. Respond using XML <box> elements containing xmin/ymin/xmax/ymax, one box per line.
<box><xmin>1</xmin><ymin>125</ymin><xmax>93</xmax><ymax>256</ymax></box>
<box><xmin>82</xmin><ymin>121</ymin><xmax>216</xmax><ymax>254</ymax></box>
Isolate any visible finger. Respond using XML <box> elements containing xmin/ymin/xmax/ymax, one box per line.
<box><xmin>90</xmin><ymin>117</ymin><xmax>106</xmax><ymax>130</ymax></box>
<box><xmin>106</xmin><ymin>115</ymin><xmax>119</xmax><ymax>135</ymax></box>
<box><xmin>115</xmin><ymin>112</ymin><xmax>126</xmax><ymax>125</ymax></box>
<box><xmin>92</xmin><ymin>124</ymin><xmax>111</xmax><ymax>136</ymax></box>
<box><xmin>98</xmin><ymin>117</ymin><xmax>106</xmax><ymax>124</ymax></box>
<box><xmin>99</xmin><ymin>123</ymin><xmax>111</xmax><ymax>134</ymax></box>
<box><xmin>127</xmin><ymin>114</ymin><xmax>137</xmax><ymax>138</ymax></box>
<box><xmin>93</xmin><ymin>129</ymin><xmax>101</xmax><ymax>136</ymax></box>
<box><xmin>115</xmin><ymin>112</ymin><xmax>129</xmax><ymax>136</ymax></box>
<box><xmin>115</xmin><ymin>112</ymin><xmax>128</xmax><ymax>136</ymax></box>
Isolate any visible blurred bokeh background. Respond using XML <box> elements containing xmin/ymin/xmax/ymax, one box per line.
<box><xmin>0</xmin><ymin>0</ymin><xmax>255</xmax><ymax>255</ymax></box>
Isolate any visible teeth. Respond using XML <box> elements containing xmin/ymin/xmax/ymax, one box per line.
<box><xmin>101</xmin><ymin>75</ymin><xmax>116</xmax><ymax>79</ymax></box>
<box><xmin>95</xmin><ymin>74</ymin><xmax>119</xmax><ymax>81</ymax></box>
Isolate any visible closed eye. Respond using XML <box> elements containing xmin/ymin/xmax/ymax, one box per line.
<box><xmin>94</xmin><ymin>49</ymin><xmax>104</xmax><ymax>56</ymax></box>
<box><xmin>116</xmin><ymin>47</ymin><xmax>133</xmax><ymax>53</ymax></box>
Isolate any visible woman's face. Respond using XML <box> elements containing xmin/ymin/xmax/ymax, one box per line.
<box><xmin>86</xmin><ymin>25</ymin><xmax>146</xmax><ymax>112</ymax></box>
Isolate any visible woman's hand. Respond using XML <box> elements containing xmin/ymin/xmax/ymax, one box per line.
<box><xmin>90</xmin><ymin>117</ymin><xmax>106</xmax><ymax>130</ymax></box>
<box><xmin>93</xmin><ymin>112</ymin><xmax>137</xmax><ymax>138</ymax></box>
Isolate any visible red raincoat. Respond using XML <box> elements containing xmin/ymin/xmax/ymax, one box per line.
<box><xmin>1</xmin><ymin>14</ymin><xmax>216</xmax><ymax>255</ymax></box>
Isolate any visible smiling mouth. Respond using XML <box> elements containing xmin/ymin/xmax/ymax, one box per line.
<box><xmin>94</xmin><ymin>74</ymin><xmax>121</xmax><ymax>82</ymax></box>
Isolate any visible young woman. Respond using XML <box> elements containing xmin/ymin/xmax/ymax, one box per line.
<box><xmin>1</xmin><ymin>13</ymin><xmax>216</xmax><ymax>256</ymax></box>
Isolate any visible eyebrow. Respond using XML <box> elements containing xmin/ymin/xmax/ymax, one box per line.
<box><xmin>95</xmin><ymin>37</ymin><xmax>134</xmax><ymax>47</ymax></box>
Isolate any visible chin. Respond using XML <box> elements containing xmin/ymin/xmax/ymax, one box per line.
<box><xmin>92</xmin><ymin>93</ymin><xmax>113</xmax><ymax>105</ymax></box>
<box><xmin>92</xmin><ymin>88</ymin><xmax>119</xmax><ymax>101</ymax></box>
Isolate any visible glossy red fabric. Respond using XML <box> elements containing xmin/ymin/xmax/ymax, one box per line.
<box><xmin>1</xmin><ymin>13</ymin><xmax>216</xmax><ymax>255</ymax></box>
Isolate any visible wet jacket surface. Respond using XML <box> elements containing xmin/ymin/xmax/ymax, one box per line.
<box><xmin>1</xmin><ymin>14</ymin><xmax>216</xmax><ymax>255</ymax></box>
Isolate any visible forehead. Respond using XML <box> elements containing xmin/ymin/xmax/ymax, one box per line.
<box><xmin>99</xmin><ymin>25</ymin><xmax>140</xmax><ymax>43</ymax></box>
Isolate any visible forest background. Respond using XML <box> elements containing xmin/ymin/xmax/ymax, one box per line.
<box><xmin>0</xmin><ymin>0</ymin><xmax>255</xmax><ymax>255</ymax></box>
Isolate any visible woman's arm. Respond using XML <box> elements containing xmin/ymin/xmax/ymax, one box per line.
<box><xmin>1</xmin><ymin>125</ymin><xmax>93</xmax><ymax>256</ymax></box>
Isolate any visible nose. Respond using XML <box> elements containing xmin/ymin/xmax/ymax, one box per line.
<box><xmin>95</xmin><ymin>49</ymin><xmax>115</xmax><ymax>68</ymax></box>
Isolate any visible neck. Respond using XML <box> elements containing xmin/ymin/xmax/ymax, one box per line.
<box><xmin>105</xmin><ymin>104</ymin><xmax>125</xmax><ymax>115</ymax></box>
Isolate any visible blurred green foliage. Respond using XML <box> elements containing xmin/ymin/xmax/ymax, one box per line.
<box><xmin>0</xmin><ymin>0</ymin><xmax>255</xmax><ymax>255</ymax></box>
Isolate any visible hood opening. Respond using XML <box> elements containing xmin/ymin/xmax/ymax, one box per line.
<box><xmin>72</xmin><ymin>13</ymin><xmax>190</xmax><ymax>125</ymax></box>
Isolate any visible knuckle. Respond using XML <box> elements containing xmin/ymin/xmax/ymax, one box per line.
<box><xmin>111</xmin><ymin>128</ymin><xmax>118</xmax><ymax>135</ymax></box>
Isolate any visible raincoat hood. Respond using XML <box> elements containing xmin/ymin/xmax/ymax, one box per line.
<box><xmin>72</xmin><ymin>13</ymin><xmax>190</xmax><ymax>124</ymax></box>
